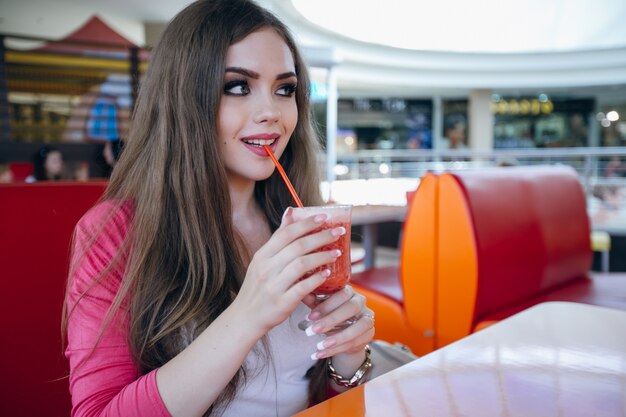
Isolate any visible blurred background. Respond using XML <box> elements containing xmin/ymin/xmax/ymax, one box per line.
<box><xmin>1</xmin><ymin>0</ymin><xmax>626</xmax><ymax>265</ymax></box>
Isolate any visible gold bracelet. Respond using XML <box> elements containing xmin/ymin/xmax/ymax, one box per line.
<box><xmin>327</xmin><ymin>344</ymin><xmax>372</xmax><ymax>388</ymax></box>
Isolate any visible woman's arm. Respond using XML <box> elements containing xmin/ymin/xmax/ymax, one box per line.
<box><xmin>66</xmin><ymin>202</ymin><xmax>170</xmax><ymax>417</ymax></box>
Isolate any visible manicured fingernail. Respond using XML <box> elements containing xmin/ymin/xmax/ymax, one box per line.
<box><xmin>313</xmin><ymin>322</ymin><xmax>325</xmax><ymax>334</ymax></box>
<box><xmin>306</xmin><ymin>321</ymin><xmax>325</xmax><ymax>336</ymax></box>
<box><xmin>313</xmin><ymin>214</ymin><xmax>327</xmax><ymax>223</ymax></box>
<box><xmin>307</xmin><ymin>311</ymin><xmax>321</xmax><ymax>321</ymax></box>
<box><xmin>282</xmin><ymin>207</ymin><xmax>293</xmax><ymax>221</ymax></box>
<box><xmin>317</xmin><ymin>338</ymin><xmax>336</xmax><ymax>350</ymax></box>
<box><xmin>321</xmin><ymin>269</ymin><xmax>331</xmax><ymax>278</ymax></box>
<box><xmin>330</xmin><ymin>249</ymin><xmax>342</xmax><ymax>258</ymax></box>
<box><xmin>331</xmin><ymin>226</ymin><xmax>346</xmax><ymax>237</ymax></box>
<box><xmin>310</xmin><ymin>352</ymin><xmax>319</xmax><ymax>360</ymax></box>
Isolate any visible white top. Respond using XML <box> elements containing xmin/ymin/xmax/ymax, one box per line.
<box><xmin>220</xmin><ymin>303</ymin><xmax>323</xmax><ymax>417</ymax></box>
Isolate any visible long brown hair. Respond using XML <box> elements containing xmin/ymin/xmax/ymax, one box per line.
<box><xmin>65</xmin><ymin>0</ymin><xmax>324</xmax><ymax>413</ymax></box>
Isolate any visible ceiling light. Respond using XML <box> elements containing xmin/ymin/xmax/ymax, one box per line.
<box><xmin>607</xmin><ymin>111</ymin><xmax>620</xmax><ymax>122</ymax></box>
<box><xmin>291</xmin><ymin>0</ymin><xmax>626</xmax><ymax>53</ymax></box>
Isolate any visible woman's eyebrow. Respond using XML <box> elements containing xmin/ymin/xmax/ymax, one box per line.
<box><xmin>225</xmin><ymin>67</ymin><xmax>259</xmax><ymax>79</ymax></box>
<box><xmin>276</xmin><ymin>71</ymin><xmax>297</xmax><ymax>80</ymax></box>
<box><xmin>225</xmin><ymin>67</ymin><xmax>296</xmax><ymax>81</ymax></box>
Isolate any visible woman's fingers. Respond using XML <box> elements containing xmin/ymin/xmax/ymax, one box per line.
<box><xmin>252</xmin><ymin>223</ymin><xmax>346</xmax><ymax>291</ymax></box>
<box><xmin>302</xmin><ymin>287</ymin><xmax>375</xmax><ymax>358</ymax></box>
<box><xmin>279</xmin><ymin>207</ymin><xmax>295</xmax><ymax>227</ymax></box>
<box><xmin>272</xmin><ymin>248</ymin><xmax>341</xmax><ymax>293</ymax></box>
<box><xmin>307</xmin><ymin>286</ymin><xmax>356</xmax><ymax>319</ymax></box>
<box><xmin>312</xmin><ymin>313</ymin><xmax>375</xmax><ymax>359</ymax></box>
<box><xmin>301</xmin><ymin>293</ymin><xmax>318</xmax><ymax>309</ymax></box>
<box><xmin>306</xmin><ymin>286</ymin><xmax>365</xmax><ymax>333</ymax></box>
<box><xmin>236</xmin><ymin>208</ymin><xmax>351</xmax><ymax>332</ymax></box>
<box><xmin>285</xmin><ymin>269</ymin><xmax>331</xmax><ymax>302</ymax></box>
<box><xmin>259</xmin><ymin>211</ymin><xmax>328</xmax><ymax>257</ymax></box>
<box><xmin>274</xmin><ymin>224</ymin><xmax>346</xmax><ymax>264</ymax></box>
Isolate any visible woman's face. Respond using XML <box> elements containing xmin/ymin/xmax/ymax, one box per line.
<box><xmin>45</xmin><ymin>151</ymin><xmax>63</xmax><ymax>178</ymax></box>
<box><xmin>218</xmin><ymin>28</ymin><xmax>298</xmax><ymax>184</ymax></box>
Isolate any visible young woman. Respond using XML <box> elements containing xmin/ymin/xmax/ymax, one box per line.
<box><xmin>63</xmin><ymin>1</ymin><xmax>375</xmax><ymax>416</ymax></box>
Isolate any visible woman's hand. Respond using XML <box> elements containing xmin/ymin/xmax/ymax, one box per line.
<box><xmin>303</xmin><ymin>286</ymin><xmax>375</xmax><ymax>362</ymax></box>
<box><xmin>230</xmin><ymin>208</ymin><xmax>348</xmax><ymax>338</ymax></box>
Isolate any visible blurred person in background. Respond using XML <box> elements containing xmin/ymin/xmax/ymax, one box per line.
<box><xmin>101</xmin><ymin>138</ymin><xmax>125</xmax><ymax>177</ymax></box>
<box><xmin>441</xmin><ymin>114</ymin><xmax>467</xmax><ymax>150</ymax></box>
<box><xmin>0</xmin><ymin>164</ymin><xmax>14</xmax><ymax>183</ymax></box>
<box><xmin>65</xmin><ymin>161</ymin><xmax>90</xmax><ymax>181</ymax></box>
<box><xmin>606</xmin><ymin>156</ymin><xmax>625</xmax><ymax>178</ymax></box>
<box><xmin>26</xmin><ymin>145</ymin><xmax>64</xmax><ymax>182</ymax></box>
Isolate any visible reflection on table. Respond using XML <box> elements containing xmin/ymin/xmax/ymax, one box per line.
<box><xmin>352</xmin><ymin>204</ymin><xmax>407</xmax><ymax>269</ymax></box>
<box><xmin>296</xmin><ymin>302</ymin><xmax>626</xmax><ymax>417</ymax></box>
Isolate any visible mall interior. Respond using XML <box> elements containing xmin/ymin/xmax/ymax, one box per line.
<box><xmin>1</xmin><ymin>1</ymin><xmax>626</xmax><ymax>416</ymax></box>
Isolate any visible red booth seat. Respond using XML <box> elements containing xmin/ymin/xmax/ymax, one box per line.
<box><xmin>351</xmin><ymin>166</ymin><xmax>626</xmax><ymax>355</ymax></box>
<box><xmin>0</xmin><ymin>182</ymin><xmax>107</xmax><ymax>417</ymax></box>
<box><xmin>437</xmin><ymin>166</ymin><xmax>626</xmax><ymax>346</ymax></box>
<box><xmin>9</xmin><ymin>162</ymin><xmax>34</xmax><ymax>182</ymax></box>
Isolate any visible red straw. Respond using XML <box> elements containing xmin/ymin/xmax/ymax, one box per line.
<box><xmin>263</xmin><ymin>145</ymin><xmax>303</xmax><ymax>208</ymax></box>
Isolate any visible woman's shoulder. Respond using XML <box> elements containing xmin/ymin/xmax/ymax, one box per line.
<box><xmin>76</xmin><ymin>199</ymin><xmax>134</xmax><ymax>246</ymax></box>
<box><xmin>79</xmin><ymin>199</ymin><xmax>133</xmax><ymax>228</ymax></box>
<box><xmin>70</xmin><ymin>200</ymin><xmax>135</xmax><ymax>295</ymax></box>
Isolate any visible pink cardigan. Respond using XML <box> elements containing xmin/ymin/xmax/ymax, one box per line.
<box><xmin>65</xmin><ymin>201</ymin><xmax>170</xmax><ymax>417</ymax></box>
<box><xmin>66</xmin><ymin>201</ymin><xmax>323</xmax><ymax>417</ymax></box>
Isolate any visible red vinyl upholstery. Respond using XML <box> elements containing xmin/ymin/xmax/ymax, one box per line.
<box><xmin>438</xmin><ymin>165</ymin><xmax>626</xmax><ymax>346</ymax></box>
<box><xmin>474</xmin><ymin>273</ymin><xmax>626</xmax><ymax>329</ymax></box>
<box><xmin>9</xmin><ymin>162</ymin><xmax>34</xmax><ymax>182</ymax></box>
<box><xmin>0</xmin><ymin>182</ymin><xmax>107</xmax><ymax>417</ymax></box>
<box><xmin>352</xmin><ymin>165</ymin><xmax>626</xmax><ymax>355</ymax></box>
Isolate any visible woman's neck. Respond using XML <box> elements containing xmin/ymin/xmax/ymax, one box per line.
<box><xmin>229</xmin><ymin>179</ymin><xmax>257</xmax><ymax>221</ymax></box>
<box><xmin>229</xmin><ymin>180</ymin><xmax>271</xmax><ymax>259</ymax></box>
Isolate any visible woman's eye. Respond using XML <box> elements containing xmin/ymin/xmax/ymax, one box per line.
<box><xmin>224</xmin><ymin>80</ymin><xmax>250</xmax><ymax>96</ymax></box>
<box><xmin>276</xmin><ymin>83</ymin><xmax>297</xmax><ymax>97</ymax></box>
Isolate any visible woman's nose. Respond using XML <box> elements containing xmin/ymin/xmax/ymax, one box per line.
<box><xmin>253</xmin><ymin>94</ymin><xmax>281</xmax><ymax>124</ymax></box>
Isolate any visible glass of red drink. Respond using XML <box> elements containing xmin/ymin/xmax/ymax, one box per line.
<box><xmin>291</xmin><ymin>205</ymin><xmax>352</xmax><ymax>297</ymax></box>
<box><xmin>291</xmin><ymin>205</ymin><xmax>353</xmax><ymax>331</ymax></box>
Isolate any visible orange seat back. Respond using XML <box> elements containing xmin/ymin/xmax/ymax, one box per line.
<box><xmin>0</xmin><ymin>182</ymin><xmax>107</xmax><ymax>417</ymax></box>
<box><xmin>399</xmin><ymin>173</ymin><xmax>438</xmax><ymax>351</ymax></box>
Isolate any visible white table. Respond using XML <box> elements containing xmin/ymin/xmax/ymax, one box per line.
<box><xmin>297</xmin><ymin>301</ymin><xmax>626</xmax><ymax>417</ymax></box>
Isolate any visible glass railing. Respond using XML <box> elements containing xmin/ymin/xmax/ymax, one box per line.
<box><xmin>322</xmin><ymin>146</ymin><xmax>626</xmax><ymax>191</ymax></box>
<box><xmin>319</xmin><ymin>146</ymin><xmax>626</xmax><ymax>232</ymax></box>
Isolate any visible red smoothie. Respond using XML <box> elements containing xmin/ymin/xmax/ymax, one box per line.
<box><xmin>301</xmin><ymin>221</ymin><xmax>352</xmax><ymax>295</ymax></box>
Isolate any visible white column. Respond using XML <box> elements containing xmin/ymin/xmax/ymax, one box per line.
<box><xmin>432</xmin><ymin>95</ymin><xmax>443</xmax><ymax>152</ymax></box>
<box><xmin>326</xmin><ymin>67</ymin><xmax>338</xmax><ymax>196</ymax></box>
<box><xmin>589</xmin><ymin>100</ymin><xmax>600</xmax><ymax>147</ymax></box>
<box><xmin>468</xmin><ymin>89</ymin><xmax>494</xmax><ymax>150</ymax></box>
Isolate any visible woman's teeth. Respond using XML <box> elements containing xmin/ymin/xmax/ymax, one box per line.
<box><xmin>243</xmin><ymin>138</ymin><xmax>276</xmax><ymax>146</ymax></box>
